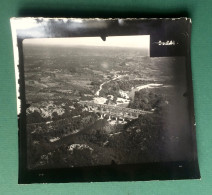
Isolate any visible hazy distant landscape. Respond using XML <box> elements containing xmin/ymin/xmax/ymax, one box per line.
<box><xmin>23</xmin><ymin>43</ymin><xmax>191</xmax><ymax>169</ymax></box>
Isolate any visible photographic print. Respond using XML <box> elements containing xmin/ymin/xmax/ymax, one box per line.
<box><xmin>11</xmin><ymin>18</ymin><xmax>200</xmax><ymax>183</ymax></box>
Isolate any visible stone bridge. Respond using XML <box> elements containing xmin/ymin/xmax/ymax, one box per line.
<box><xmin>79</xmin><ymin>101</ymin><xmax>152</xmax><ymax>121</ymax></box>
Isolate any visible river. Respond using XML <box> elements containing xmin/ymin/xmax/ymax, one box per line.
<box><xmin>95</xmin><ymin>74</ymin><xmax>163</xmax><ymax>104</ymax></box>
<box><xmin>95</xmin><ymin>74</ymin><xmax>121</xmax><ymax>96</ymax></box>
<box><xmin>129</xmin><ymin>83</ymin><xmax>163</xmax><ymax>100</ymax></box>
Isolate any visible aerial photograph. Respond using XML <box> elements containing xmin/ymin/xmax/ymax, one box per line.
<box><xmin>23</xmin><ymin>35</ymin><xmax>190</xmax><ymax>169</ymax></box>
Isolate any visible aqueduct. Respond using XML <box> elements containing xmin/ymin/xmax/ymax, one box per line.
<box><xmin>79</xmin><ymin>101</ymin><xmax>152</xmax><ymax>121</ymax></box>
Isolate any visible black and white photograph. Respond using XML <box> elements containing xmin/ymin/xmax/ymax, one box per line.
<box><xmin>11</xmin><ymin>18</ymin><xmax>200</xmax><ymax>183</ymax></box>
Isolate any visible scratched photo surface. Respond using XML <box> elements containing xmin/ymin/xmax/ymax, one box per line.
<box><xmin>23</xmin><ymin>34</ymin><xmax>193</xmax><ymax>170</ymax></box>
